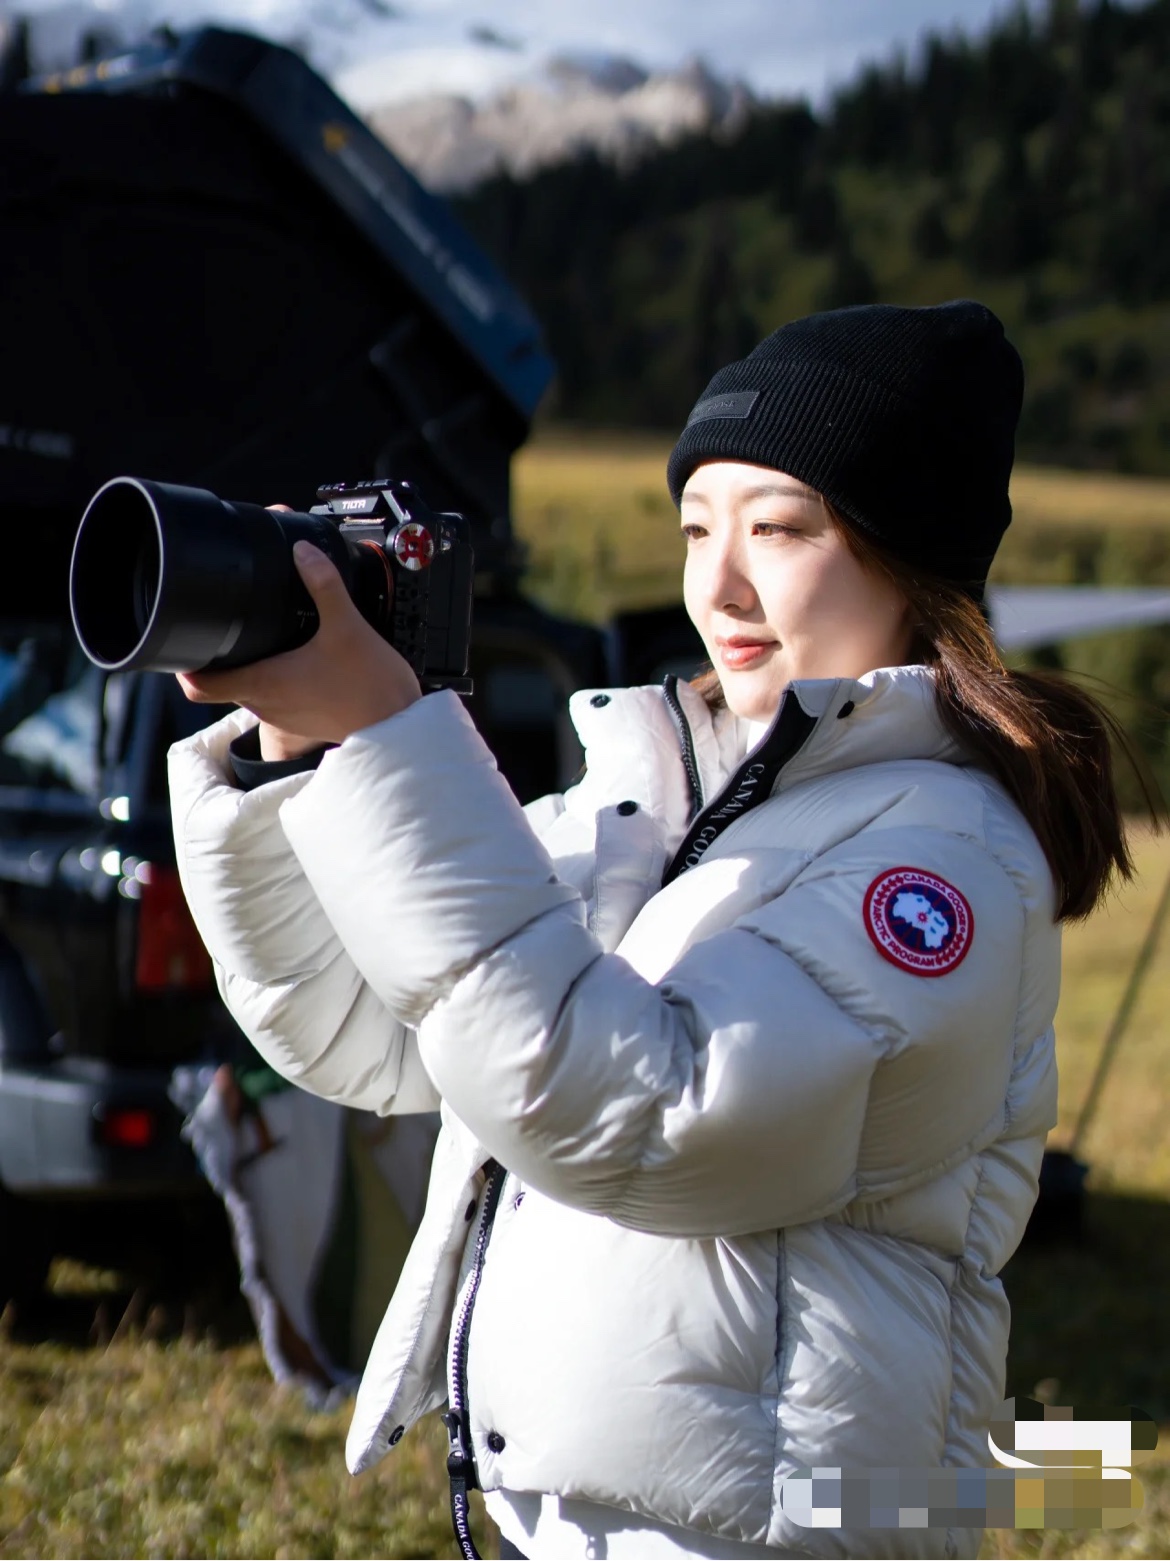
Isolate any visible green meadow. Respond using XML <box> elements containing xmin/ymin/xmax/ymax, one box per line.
<box><xmin>2</xmin><ymin>433</ymin><xmax>1168</xmax><ymax>1559</ymax></box>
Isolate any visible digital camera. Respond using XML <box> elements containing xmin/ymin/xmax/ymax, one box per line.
<box><xmin>69</xmin><ymin>476</ymin><xmax>475</xmax><ymax>692</ymax></box>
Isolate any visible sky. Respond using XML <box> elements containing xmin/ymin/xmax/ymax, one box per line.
<box><xmin>5</xmin><ymin>0</ymin><xmax>1117</xmax><ymax>110</ymax></box>
<box><xmin>333</xmin><ymin>0</ymin><xmax>1045</xmax><ymax>108</ymax></box>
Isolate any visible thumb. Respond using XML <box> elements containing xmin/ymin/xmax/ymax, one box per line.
<box><xmin>292</xmin><ymin>540</ymin><xmax>352</xmax><ymax>622</ymax></box>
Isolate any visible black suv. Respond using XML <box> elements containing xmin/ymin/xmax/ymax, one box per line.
<box><xmin>0</xmin><ymin>616</ymin><xmax>242</xmax><ymax>1300</ymax></box>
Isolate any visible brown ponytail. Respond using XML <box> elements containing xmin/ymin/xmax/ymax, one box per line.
<box><xmin>692</xmin><ymin>514</ymin><xmax>1163</xmax><ymax>921</ymax></box>
<box><xmin>890</xmin><ymin>574</ymin><xmax>1145</xmax><ymax>921</ymax></box>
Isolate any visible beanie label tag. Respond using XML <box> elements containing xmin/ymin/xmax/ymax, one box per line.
<box><xmin>685</xmin><ymin>390</ymin><xmax>759</xmax><ymax>426</ymax></box>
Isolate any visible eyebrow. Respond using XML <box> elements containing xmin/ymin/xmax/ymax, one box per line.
<box><xmin>680</xmin><ymin>483</ymin><xmax>816</xmax><ymax>507</ymax></box>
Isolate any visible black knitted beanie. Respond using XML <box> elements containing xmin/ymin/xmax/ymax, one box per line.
<box><xmin>666</xmin><ymin>300</ymin><xmax>1024</xmax><ymax>597</ymax></box>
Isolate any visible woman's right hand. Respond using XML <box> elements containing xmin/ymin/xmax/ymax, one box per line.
<box><xmin>252</xmin><ymin>504</ymin><xmax>320</xmax><ymax>761</ymax></box>
<box><xmin>176</xmin><ymin>540</ymin><xmax>421</xmax><ymax>745</ymax></box>
<box><xmin>253</xmin><ymin>503</ymin><xmax>326</xmax><ymax>761</ymax></box>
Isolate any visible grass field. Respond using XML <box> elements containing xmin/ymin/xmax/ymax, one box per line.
<box><xmin>2</xmin><ymin>433</ymin><xmax>1168</xmax><ymax>1560</ymax></box>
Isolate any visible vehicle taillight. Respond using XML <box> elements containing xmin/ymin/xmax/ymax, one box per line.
<box><xmin>134</xmin><ymin>863</ymin><xmax>213</xmax><ymax>992</ymax></box>
<box><xmin>95</xmin><ymin>1106</ymin><xmax>157</xmax><ymax>1149</ymax></box>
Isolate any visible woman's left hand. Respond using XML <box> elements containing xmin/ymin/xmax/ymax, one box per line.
<box><xmin>177</xmin><ymin>540</ymin><xmax>422</xmax><ymax>743</ymax></box>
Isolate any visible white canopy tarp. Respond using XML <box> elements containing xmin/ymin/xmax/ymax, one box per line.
<box><xmin>987</xmin><ymin>587</ymin><xmax>1170</xmax><ymax>651</ymax></box>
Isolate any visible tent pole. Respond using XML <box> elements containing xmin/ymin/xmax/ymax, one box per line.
<box><xmin>1070</xmin><ymin>860</ymin><xmax>1170</xmax><ymax>1158</ymax></box>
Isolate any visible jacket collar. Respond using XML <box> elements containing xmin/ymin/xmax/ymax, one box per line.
<box><xmin>766</xmin><ymin>664</ymin><xmax>966</xmax><ymax>793</ymax></box>
<box><xmin>571</xmin><ymin>664</ymin><xmax>962</xmax><ymax>797</ymax></box>
<box><xmin>568</xmin><ymin>666</ymin><xmax>967</xmax><ymax>871</ymax></box>
<box><xmin>567</xmin><ymin>667</ymin><xmax>967</xmax><ymax>888</ymax></box>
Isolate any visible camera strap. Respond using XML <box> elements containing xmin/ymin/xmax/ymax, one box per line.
<box><xmin>662</xmin><ymin>688</ymin><xmax>818</xmax><ymax>886</ymax></box>
<box><xmin>443</xmin><ymin>1159</ymin><xmax>506</xmax><ymax>1561</ymax></box>
<box><xmin>442</xmin><ymin>1410</ymin><xmax>482</xmax><ymax>1561</ymax></box>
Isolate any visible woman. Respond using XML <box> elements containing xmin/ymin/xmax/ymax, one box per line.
<box><xmin>170</xmin><ymin>301</ymin><xmax>1134</xmax><ymax>1559</ymax></box>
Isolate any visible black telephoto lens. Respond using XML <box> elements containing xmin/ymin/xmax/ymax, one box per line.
<box><xmin>69</xmin><ymin>478</ymin><xmax>356</xmax><ymax>674</ymax></box>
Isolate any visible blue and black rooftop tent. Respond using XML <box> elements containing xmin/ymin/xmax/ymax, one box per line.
<box><xmin>2</xmin><ymin>29</ymin><xmax>611</xmax><ymax>804</ymax></box>
<box><xmin>6</xmin><ymin>27</ymin><xmax>555</xmax><ymax>588</ymax></box>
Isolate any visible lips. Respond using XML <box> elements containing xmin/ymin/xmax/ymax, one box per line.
<box><xmin>715</xmin><ymin>638</ymin><xmax>775</xmax><ymax>670</ymax></box>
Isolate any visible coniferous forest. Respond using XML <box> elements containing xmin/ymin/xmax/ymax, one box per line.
<box><xmin>456</xmin><ymin>0</ymin><xmax>1170</xmax><ymax>474</ymax></box>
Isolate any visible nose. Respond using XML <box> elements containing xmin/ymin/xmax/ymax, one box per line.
<box><xmin>703</xmin><ymin>528</ymin><xmax>757</xmax><ymax>616</ymax></box>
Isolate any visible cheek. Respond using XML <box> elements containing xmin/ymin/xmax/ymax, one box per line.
<box><xmin>753</xmin><ymin>551</ymin><xmax>874</xmax><ymax>657</ymax></box>
<box><xmin>836</xmin><ymin>564</ymin><xmax>906</xmax><ymax>640</ymax></box>
<box><xmin>807</xmin><ymin>548</ymin><xmax>869</xmax><ymax>613</ymax></box>
<box><xmin>754</xmin><ymin>554</ymin><xmax>820</xmax><ymax>636</ymax></box>
<box><xmin>787</xmin><ymin>550</ymin><xmax>907</xmax><ymax>661</ymax></box>
<box><xmin>682</xmin><ymin>557</ymin><xmax>707</xmax><ymax>638</ymax></box>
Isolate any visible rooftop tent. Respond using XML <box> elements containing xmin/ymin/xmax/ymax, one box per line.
<box><xmin>2</xmin><ymin>30</ymin><xmax>603</xmax><ymax>803</ymax></box>
<box><xmin>1</xmin><ymin>27</ymin><xmax>555</xmax><ymax>621</ymax></box>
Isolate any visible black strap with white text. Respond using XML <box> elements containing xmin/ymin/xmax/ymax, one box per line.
<box><xmin>662</xmin><ymin>690</ymin><xmax>817</xmax><ymax>886</ymax></box>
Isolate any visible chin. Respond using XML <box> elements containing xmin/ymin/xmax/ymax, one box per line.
<box><xmin>717</xmin><ymin>677</ymin><xmax>785</xmax><ymax>723</ymax></box>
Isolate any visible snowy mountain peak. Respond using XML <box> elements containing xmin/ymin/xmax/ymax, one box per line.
<box><xmin>363</xmin><ymin>53</ymin><xmax>755</xmax><ymax>193</ymax></box>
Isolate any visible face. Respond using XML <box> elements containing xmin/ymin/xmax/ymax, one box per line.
<box><xmin>680</xmin><ymin>461</ymin><xmax>914</xmax><ymax>721</ymax></box>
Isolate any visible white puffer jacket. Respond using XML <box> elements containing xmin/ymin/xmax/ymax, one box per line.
<box><xmin>169</xmin><ymin>665</ymin><xmax>1059</xmax><ymax>1559</ymax></box>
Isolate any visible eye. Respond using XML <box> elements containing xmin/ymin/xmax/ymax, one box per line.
<box><xmin>680</xmin><ymin>523</ymin><xmax>707</xmax><ymax>542</ymax></box>
<box><xmin>750</xmin><ymin>520</ymin><xmax>801</xmax><ymax>539</ymax></box>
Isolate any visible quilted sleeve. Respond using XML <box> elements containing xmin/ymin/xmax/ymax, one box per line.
<box><xmin>168</xmin><ymin>707</ymin><xmax>439</xmax><ymax>1116</ymax></box>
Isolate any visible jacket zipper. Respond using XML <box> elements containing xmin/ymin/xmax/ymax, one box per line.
<box><xmin>662</xmin><ymin>689</ymin><xmax>818</xmax><ymax>886</ymax></box>
<box><xmin>443</xmin><ymin>1158</ymin><xmax>507</xmax><ymax>1561</ymax></box>
<box><xmin>663</xmin><ymin>673</ymin><xmax>704</xmax><ymax>822</ymax></box>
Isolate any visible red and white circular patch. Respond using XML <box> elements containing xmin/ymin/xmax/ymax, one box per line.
<box><xmin>392</xmin><ymin>522</ymin><xmax>434</xmax><ymax>572</ymax></box>
<box><xmin>863</xmin><ymin>866</ymin><xmax>974</xmax><ymax>977</ymax></box>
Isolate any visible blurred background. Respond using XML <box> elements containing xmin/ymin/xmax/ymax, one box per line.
<box><xmin>0</xmin><ymin>2</ymin><xmax>1167</xmax><ymax>1557</ymax></box>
